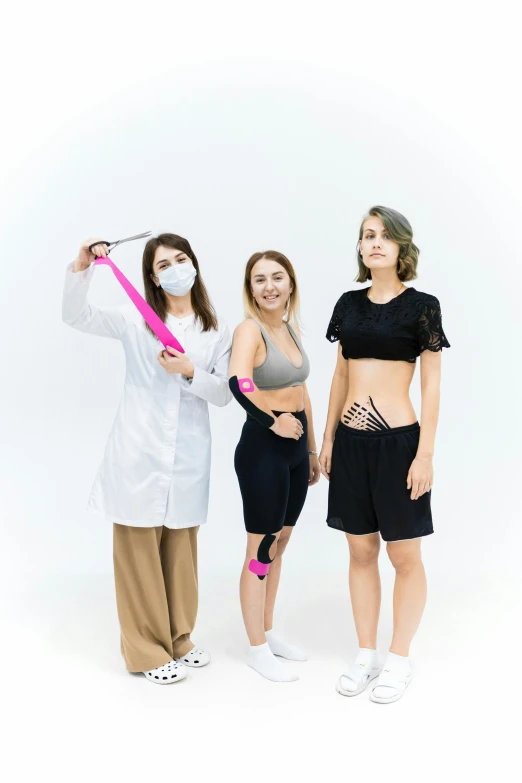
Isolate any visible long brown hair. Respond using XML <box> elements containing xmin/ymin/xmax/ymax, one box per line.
<box><xmin>142</xmin><ymin>233</ymin><xmax>218</xmax><ymax>335</ymax></box>
<box><xmin>355</xmin><ymin>205</ymin><xmax>419</xmax><ymax>283</ymax></box>
<box><xmin>243</xmin><ymin>250</ymin><xmax>302</xmax><ymax>328</ymax></box>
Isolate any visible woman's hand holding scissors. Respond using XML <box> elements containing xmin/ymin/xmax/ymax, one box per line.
<box><xmin>73</xmin><ymin>238</ymin><xmax>108</xmax><ymax>272</ymax></box>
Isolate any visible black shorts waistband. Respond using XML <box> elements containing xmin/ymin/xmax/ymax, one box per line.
<box><xmin>272</xmin><ymin>409</ymin><xmax>306</xmax><ymax>421</ymax></box>
<box><xmin>246</xmin><ymin>409</ymin><xmax>307</xmax><ymax>423</ymax></box>
<box><xmin>337</xmin><ymin>420</ymin><xmax>419</xmax><ymax>438</ymax></box>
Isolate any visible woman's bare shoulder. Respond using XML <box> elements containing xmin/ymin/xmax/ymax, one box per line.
<box><xmin>234</xmin><ymin>318</ymin><xmax>262</xmax><ymax>337</ymax></box>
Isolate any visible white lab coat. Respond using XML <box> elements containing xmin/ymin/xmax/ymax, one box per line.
<box><xmin>62</xmin><ymin>262</ymin><xmax>232</xmax><ymax>528</ymax></box>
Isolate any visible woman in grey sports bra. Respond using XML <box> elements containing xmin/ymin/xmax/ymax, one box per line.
<box><xmin>252</xmin><ymin>321</ymin><xmax>310</xmax><ymax>391</ymax></box>
<box><xmin>228</xmin><ymin>250</ymin><xmax>320</xmax><ymax>683</ymax></box>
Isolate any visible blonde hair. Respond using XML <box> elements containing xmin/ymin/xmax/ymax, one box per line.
<box><xmin>355</xmin><ymin>205</ymin><xmax>419</xmax><ymax>283</ymax></box>
<box><xmin>243</xmin><ymin>250</ymin><xmax>302</xmax><ymax>329</ymax></box>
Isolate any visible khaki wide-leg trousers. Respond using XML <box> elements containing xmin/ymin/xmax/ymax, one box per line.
<box><xmin>113</xmin><ymin>523</ymin><xmax>199</xmax><ymax>672</ymax></box>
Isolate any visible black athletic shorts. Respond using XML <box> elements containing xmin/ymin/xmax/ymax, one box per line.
<box><xmin>327</xmin><ymin>420</ymin><xmax>433</xmax><ymax>542</ymax></box>
<box><xmin>234</xmin><ymin>410</ymin><xmax>309</xmax><ymax>535</ymax></box>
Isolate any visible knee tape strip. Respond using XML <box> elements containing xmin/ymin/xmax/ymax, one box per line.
<box><xmin>257</xmin><ymin>533</ymin><xmax>277</xmax><ymax>563</ymax></box>
<box><xmin>229</xmin><ymin>375</ymin><xmax>275</xmax><ymax>428</ymax></box>
<box><xmin>248</xmin><ymin>533</ymin><xmax>277</xmax><ymax>580</ymax></box>
<box><xmin>248</xmin><ymin>559</ymin><xmax>271</xmax><ymax>576</ymax></box>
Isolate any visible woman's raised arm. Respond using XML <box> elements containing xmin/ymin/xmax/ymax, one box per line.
<box><xmin>62</xmin><ymin>238</ymin><xmax>128</xmax><ymax>340</ymax></box>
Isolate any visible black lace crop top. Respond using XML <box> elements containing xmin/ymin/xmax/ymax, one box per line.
<box><xmin>326</xmin><ymin>287</ymin><xmax>450</xmax><ymax>363</ymax></box>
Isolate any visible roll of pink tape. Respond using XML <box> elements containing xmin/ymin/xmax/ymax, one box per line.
<box><xmin>94</xmin><ymin>256</ymin><xmax>185</xmax><ymax>353</ymax></box>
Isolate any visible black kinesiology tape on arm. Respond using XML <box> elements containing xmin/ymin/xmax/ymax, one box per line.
<box><xmin>229</xmin><ymin>375</ymin><xmax>275</xmax><ymax>428</ymax></box>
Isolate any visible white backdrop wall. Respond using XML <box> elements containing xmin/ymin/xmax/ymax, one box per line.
<box><xmin>1</xmin><ymin>2</ymin><xmax>520</xmax><ymax>781</ymax></box>
<box><xmin>2</xmin><ymin>63</ymin><xmax>520</xmax><ymax>578</ymax></box>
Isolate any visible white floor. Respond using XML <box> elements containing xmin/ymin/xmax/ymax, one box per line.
<box><xmin>3</xmin><ymin>537</ymin><xmax>519</xmax><ymax>783</ymax></box>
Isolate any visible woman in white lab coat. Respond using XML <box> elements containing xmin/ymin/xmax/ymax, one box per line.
<box><xmin>63</xmin><ymin>233</ymin><xmax>232</xmax><ymax>684</ymax></box>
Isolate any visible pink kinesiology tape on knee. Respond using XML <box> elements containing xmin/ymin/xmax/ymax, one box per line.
<box><xmin>94</xmin><ymin>256</ymin><xmax>185</xmax><ymax>353</ymax></box>
<box><xmin>248</xmin><ymin>559</ymin><xmax>270</xmax><ymax>576</ymax></box>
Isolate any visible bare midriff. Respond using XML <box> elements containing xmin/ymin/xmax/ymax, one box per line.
<box><xmin>342</xmin><ymin>357</ymin><xmax>417</xmax><ymax>430</ymax></box>
<box><xmin>258</xmin><ymin>386</ymin><xmax>305</xmax><ymax>414</ymax></box>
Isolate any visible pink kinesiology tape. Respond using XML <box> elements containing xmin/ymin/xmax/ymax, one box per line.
<box><xmin>238</xmin><ymin>377</ymin><xmax>255</xmax><ymax>393</ymax></box>
<box><xmin>248</xmin><ymin>559</ymin><xmax>270</xmax><ymax>576</ymax></box>
<box><xmin>94</xmin><ymin>256</ymin><xmax>185</xmax><ymax>353</ymax></box>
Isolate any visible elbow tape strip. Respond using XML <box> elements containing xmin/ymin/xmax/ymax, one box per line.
<box><xmin>93</xmin><ymin>256</ymin><xmax>185</xmax><ymax>353</ymax></box>
<box><xmin>238</xmin><ymin>377</ymin><xmax>255</xmax><ymax>392</ymax></box>
<box><xmin>229</xmin><ymin>375</ymin><xmax>275</xmax><ymax>428</ymax></box>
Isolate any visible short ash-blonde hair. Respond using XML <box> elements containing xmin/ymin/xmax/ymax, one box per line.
<box><xmin>356</xmin><ymin>205</ymin><xmax>419</xmax><ymax>283</ymax></box>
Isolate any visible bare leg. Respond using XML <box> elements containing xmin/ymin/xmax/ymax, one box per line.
<box><xmin>264</xmin><ymin>526</ymin><xmax>293</xmax><ymax>632</ymax></box>
<box><xmin>240</xmin><ymin>532</ymin><xmax>280</xmax><ymax>646</ymax></box>
<box><xmin>386</xmin><ymin>538</ymin><xmax>427</xmax><ymax>656</ymax></box>
<box><xmin>241</xmin><ymin>531</ymin><xmax>298</xmax><ymax>681</ymax></box>
<box><xmin>346</xmin><ymin>533</ymin><xmax>381</xmax><ymax>649</ymax></box>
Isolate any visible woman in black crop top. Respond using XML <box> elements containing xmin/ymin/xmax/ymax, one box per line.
<box><xmin>319</xmin><ymin>205</ymin><xmax>450</xmax><ymax>704</ymax></box>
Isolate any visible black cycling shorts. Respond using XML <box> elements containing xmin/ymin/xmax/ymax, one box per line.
<box><xmin>327</xmin><ymin>421</ymin><xmax>433</xmax><ymax>542</ymax></box>
<box><xmin>234</xmin><ymin>410</ymin><xmax>309</xmax><ymax>535</ymax></box>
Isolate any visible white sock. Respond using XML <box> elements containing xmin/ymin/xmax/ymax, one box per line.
<box><xmin>373</xmin><ymin>652</ymin><xmax>411</xmax><ymax>699</ymax></box>
<box><xmin>247</xmin><ymin>642</ymin><xmax>299</xmax><ymax>682</ymax></box>
<box><xmin>354</xmin><ymin>647</ymin><xmax>379</xmax><ymax>667</ymax></box>
<box><xmin>265</xmin><ymin>630</ymin><xmax>308</xmax><ymax>661</ymax></box>
<box><xmin>339</xmin><ymin>647</ymin><xmax>379</xmax><ymax>692</ymax></box>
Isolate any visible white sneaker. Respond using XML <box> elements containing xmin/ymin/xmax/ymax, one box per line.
<box><xmin>143</xmin><ymin>660</ymin><xmax>187</xmax><ymax>684</ymax></box>
<box><xmin>176</xmin><ymin>647</ymin><xmax>211</xmax><ymax>668</ymax></box>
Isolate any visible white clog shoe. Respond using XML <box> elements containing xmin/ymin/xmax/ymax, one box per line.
<box><xmin>176</xmin><ymin>647</ymin><xmax>211</xmax><ymax>668</ymax></box>
<box><xmin>143</xmin><ymin>660</ymin><xmax>188</xmax><ymax>684</ymax></box>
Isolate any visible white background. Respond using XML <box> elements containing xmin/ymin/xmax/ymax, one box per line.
<box><xmin>1</xmin><ymin>1</ymin><xmax>520</xmax><ymax>780</ymax></box>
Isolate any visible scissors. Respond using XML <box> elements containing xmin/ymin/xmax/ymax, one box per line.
<box><xmin>88</xmin><ymin>231</ymin><xmax>152</xmax><ymax>254</ymax></box>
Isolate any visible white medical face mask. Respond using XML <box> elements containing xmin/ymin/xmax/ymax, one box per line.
<box><xmin>158</xmin><ymin>262</ymin><xmax>197</xmax><ymax>296</ymax></box>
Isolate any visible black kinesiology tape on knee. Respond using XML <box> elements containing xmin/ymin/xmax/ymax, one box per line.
<box><xmin>257</xmin><ymin>533</ymin><xmax>277</xmax><ymax>564</ymax></box>
<box><xmin>229</xmin><ymin>375</ymin><xmax>275</xmax><ymax>428</ymax></box>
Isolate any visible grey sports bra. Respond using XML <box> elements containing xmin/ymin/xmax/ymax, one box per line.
<box><xmin>252</xmin><ymin>320</ymin><xmax>310</xmax><ymax>391</ymax></box>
